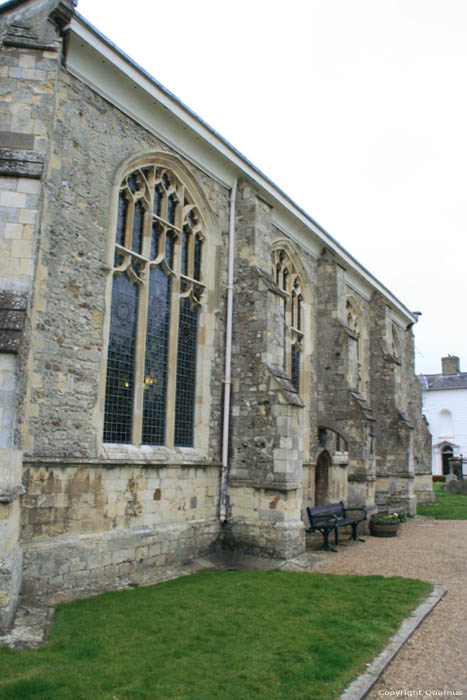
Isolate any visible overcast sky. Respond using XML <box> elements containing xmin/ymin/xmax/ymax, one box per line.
<box><xmin>10</xmin><ymin>0</ymin><xmax>467</xmax><ymax>374</ymax></box>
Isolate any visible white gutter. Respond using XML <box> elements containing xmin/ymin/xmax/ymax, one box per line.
<box><xmin>219</xmin><ymin>178</ymin><xmax>237</xmax><ymax>522</ymax></box>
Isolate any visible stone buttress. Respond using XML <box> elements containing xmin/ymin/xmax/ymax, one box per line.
<box><xmin>369</xmin><ymin>292</ymin><xmax>419</xmax><ymax>514</ymax></box>
<box><xmin>227</xmin><ymin>181</ymin><xmax>305</xmax><ymax>558</ymax></box>
<box><xmin>314</xmin><ymin>249</ymin><xmax>376</xmax><ymax>514</ymax></box>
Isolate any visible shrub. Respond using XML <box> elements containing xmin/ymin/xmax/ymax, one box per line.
<box><xmin>432</xmin><ymin>475</ymin><xmax>446</xmax><ymax>483</ymax></box>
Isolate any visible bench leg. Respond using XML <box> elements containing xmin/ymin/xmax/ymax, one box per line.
<box><xmin>349</xmin><ymin>523</ymin><xmax>365</xmax><ymax>542</ymax></box>
<box><xmin>320</xmin><ymin>529</ymin><xmax>338</xmax><ymax>553</ymax></box>
<box><xmin>335</xmin><ymin>528</ymin><xmax>348</xmax><ymax>547</ymax></box>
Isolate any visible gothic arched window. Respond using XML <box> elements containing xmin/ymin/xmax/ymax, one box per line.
<box><xmin>103</xmin><ymin>166</ymin><xmax>205</xmax><ymax>447</ymax></box>
<box><xmin>272</xmin><ymin>248</ymin><xmax>304</xmax><ymax>392</ymax></box>
<box><xmin>391</xmin><ymin>323</ymin><xmax>402</xmax><ymax>409</ymax></box>
<box><xmin>346</xmin><ymin>299</ymin><xmax>362</xmax><ymax>392</ymax></box>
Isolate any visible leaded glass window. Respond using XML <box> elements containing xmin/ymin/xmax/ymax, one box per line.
<box><xmin>346</xmin><ymin>299</ymin><xmax>362</xmax><ymax>393</ymax></box>
<box><xmin>272</xmin><ymin>248</ymin><xmax>304</xmax><ymax>392</ymax></box>
<box><xmin>103</xmin><ymin>166</ymin><xmax>205</xmax><ymax>447</ymax></box>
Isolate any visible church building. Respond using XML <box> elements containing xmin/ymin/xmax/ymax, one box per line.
<box><xmin>0</xmin><ymin>0</ymin><xmax>432</xmax><ymax>632</ymax></box>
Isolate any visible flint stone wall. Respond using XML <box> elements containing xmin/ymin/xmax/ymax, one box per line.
<box><xmin>21</xmin><ymin>68</ymin><xmax>229</xmax><ymax>461</ymax></box>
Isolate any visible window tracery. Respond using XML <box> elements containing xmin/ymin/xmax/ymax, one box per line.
<box><xmin>272</xmin><ymin>248</ymin><xmax>304</xmax><ymax>392</ymax></box>
<box><xmin>103</xmin><ymin>166</ymin><xmax>205</xmax><ymax>447</ymax></box>
<box><xmin>391</xmin><ymin>323</ymin><xmax>402</xmax><ymax>410</ymax></box>
<box><xmin>346</xmin><ymin>299</ymin><xmax>362</xmax><ymax>393</ymax></box>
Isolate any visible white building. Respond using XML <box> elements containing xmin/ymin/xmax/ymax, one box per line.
<box><xmin>419</xmin><ymin>356</ymin><xmax>467</xmax><ymax>477</ymax></box>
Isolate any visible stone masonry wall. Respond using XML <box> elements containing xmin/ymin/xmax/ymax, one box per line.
<box><xmin>369</xmin><ymin>292</ymin><xmax>416</xmax><ymax>514</ymax></box>
<box><xmin>1</xmin><ymin>2</ymin><xmax>230</xmax><ymax>602</ymax></box>
<box><xmin>20</xmin><ymin>66</ymin><xmax>229</xmax><ymax>461</ymax></box>
<box><xmin>0</xmin><ymin>0</ymin><xmax>71</xmax><ymax>630</ymax></box>
<box><xmin>406</xmin><ymin>327</ymin><xmax>433</xmax><ymax>504</ymax></box>
<box><xmin>315</xmin><ymin>248</ymin><xmax>375</xmax><ymax>509</ymax></box>
<box><xmin>16</xmin><ymin>65</ymin><xmax>230</xmax><ymax>593</ymax></box>
<box><xmin>0</xmin><ymin>0</ymin><xmax>432</xmax><ymax>611</ymax></box>
<box><xmin>20</xmin><ymin>463</ymin><xmax>220</xmax><ymax>593</ymax></box>
<box><xmin>228</xmin><ymin>182</ymin><xmax>305</xmax><ymax>557</ymax></box>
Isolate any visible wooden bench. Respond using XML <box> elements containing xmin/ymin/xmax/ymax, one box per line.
<box><xmin>306</xmin><ymin>501</ymin><xmax>367</xmax><ymax>552</ymax></box>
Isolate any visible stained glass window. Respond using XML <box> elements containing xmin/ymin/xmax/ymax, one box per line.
<box><xmin>272</xmin><ymin>248</ymin><xmax>304</xmax><ymax>394</ymax></box>
<box><xmin>104</xmin><ymin>165</ymin><xmax>206</xmax><ymax>447</ymax></box>
<box><xmin>142</xmin><ymin>266</ymin><xmax>172</xmax><ymax>445</ymax></box>
<box><xmin>174</xmin><ymin>297</ymin><xmax>198</xmax><ymax>446</ymax></box>
<box><xmin>103</xmin><ymin>271</ymin><xmax>139</xmax><ymax>443</ymax></box>
<box><xmin>291</xmin><ymin>342</ymin><xmax>300</xmax><ymax>392</ymax></box>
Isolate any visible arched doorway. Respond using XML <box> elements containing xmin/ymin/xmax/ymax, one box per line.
<box><xmin>442</xmin><ymin>445</ymin><xmax>454</xmax><ymax>475</ymax></box>
<box><xmin>315</xmin><ymin>450</ymin><xmax>331</xmax><ymax>506</ymax></box>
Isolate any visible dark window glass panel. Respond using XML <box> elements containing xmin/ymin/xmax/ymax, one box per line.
<box><xmin>188</xmin><ymin>210</ymin><xmax>196</xmax><ymax>228</ymax></box>
<box><xmin>181</xmin><ymin>227</ymin><xmax>190</xmax><ymax>276</ymax></box>
<box><xmin>174</xmin><ymin>297</ymin><xmax>198</xmax><ymax>447</ymax></box>
<box><xmin>103</xmin><ymin>272</ymin><xmax>139</xmax><ymax>443</ymax></box>
<box><xmin>114</xmin><ymin>252</ymin><xmax>124</xmax><ymax>268</ymax></box>
<box><xmin>297</xmin><ymin>295</ymin><xmax>302</xmax><ymax>331</ymax></box>
<box><xmin>166</xmin><ymin>231</ymin><xmax>176</xmax><ymax>268</ymax></box>
<box><xmin>167</xmin><ymin>194</ymin><xmax>177</xmax><ymax>224</ymax></box>
<box><xmin>336</xmin><ymin>434</ymin><xmax>348</xmax><ymax>452</ymax></box>
<box><xmin>162</xmin><ymin>173</ymin><xmax>170</xmax><ymax>190</ymax></box>
<box><xmin>283</xmin><ymin>269</ymin><xmax>288</xmax><ymax>292</ymax></box>
<box><xmin>150</xmin><ymin>223</ymin><xmax>162</xmax><ymax>260</ymax></box>
<box><xmin>132</xmin><ymin>200</ymin><xmax>144</xmax><ymax>255</ymax></box>
<box><xmin>131</xmin><ymin>257</ymin><xmax>142</xmax><ymax>277</ymax></box>
<box><xmin>276</xmin><ymin>265</ymin><xmax>281</xmax><ymax>285</ymax></box>
<box><xmin>194</xmin><ymin>235</ymin><xmax>202</xmax><ymax>281</ymax></box>
<box><xmin>291</xmin><ymin>343</ymin><xmax>300</xmax><ymax>392</ymax></box>
<box><xmin>116</xmin><ymin>192</ymin><xmax>128</xmax><ymax>247</ymax></box>
<box><xmin>291</xmin><ymin>291</ymin><xmax>295</xmax><ymax>327</ymax></box>
<box><xmin>128</xmin><ymin>174</ymin><xmax>137</xmax><ymax>193</ymax></box>
<box><xmin>153</xmin><ymin>186</ymin><xmax>162</xmax><ymax>217</ymax></box>
<box><xmin>142</xmin><ymin>265</ymin><xmax>172</xmax><ymax>445</ymax></box>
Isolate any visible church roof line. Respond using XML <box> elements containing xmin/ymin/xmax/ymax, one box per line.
<box><xmin>3</xmin><ymin>0</ymin><xmax>417</xmax><ymax>324</ymax></box>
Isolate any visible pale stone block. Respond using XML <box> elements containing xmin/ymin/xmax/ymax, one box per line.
<box><xmin>17</xmin><ymin>179</ymin><xmax>41</xmax><ymax>195</ymax></box>
<box><xmin>0</xmin><ymin>178</ymin><xmax>18</xmax><ymax>191</ymax></box>
<box><xmin>32</xmin><ymin>119</ymin><xmax>47</xmax><ymax>137</ymax></box>
<box><xmin>4</xmin><ymin>223</ymin><xmax>22</xmax><ymax>239</ymax></box>
<box><xmin>30</xmin><ymin>372</ymin><xmax>43</xmax><ymax>389</ymax></box>
<box><xmin>0</xmin><ymin>191</ymin><xmax>27</xmax><ymax>208</ymax></box>
<box><xmin>12</xmin><ymin>238</ymin><xmax>34</xmax><ymax>259</ymax></box>
<box><xmin>0</xmin><ymin>253</ymin><xmax>14</xmax><ymax>276</ymax></box>
<box><xmin>19</xmin><ymin>55</ymin><xmax>35</xmax><ymax>69</ymax></box>
<box><xmin>19</xmin><ymin>208</ymin><xmax>38</xmax><ymax>225</ymax></box>
<box><xmin>21</xmin><ymin>223</ymin><xmax>35</xmax><ymax>240</ymax></box>
<box><xmin>9</xmin><ymin>67</ymin><xmax>46</xmax><ymax>81</ymax></box>
<box><xmin>10</xmin><ymin>117</ymin><xmax>35</xmax><ymax>134</ymax></box>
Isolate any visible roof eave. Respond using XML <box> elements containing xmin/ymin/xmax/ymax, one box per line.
<box><xmin>69</xmin><ymin>11</ymin><xmax>416</xmax><ymax>322</ymax></box>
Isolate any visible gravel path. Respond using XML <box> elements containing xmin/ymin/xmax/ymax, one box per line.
<box><xmin>311</xmin><ymin>517</ymin><xmax>467</xmax><ymax>697</ymax></box>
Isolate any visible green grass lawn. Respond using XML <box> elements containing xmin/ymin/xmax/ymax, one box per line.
<box><xmin>417</xmin><ymin>482</ymin><xmax>467</xmax><ymax>519</ymax></box>
<box><xmin>0</xmin><ymin>570</ymin><xmax>431</xmax><ymax>700</ymax></box>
